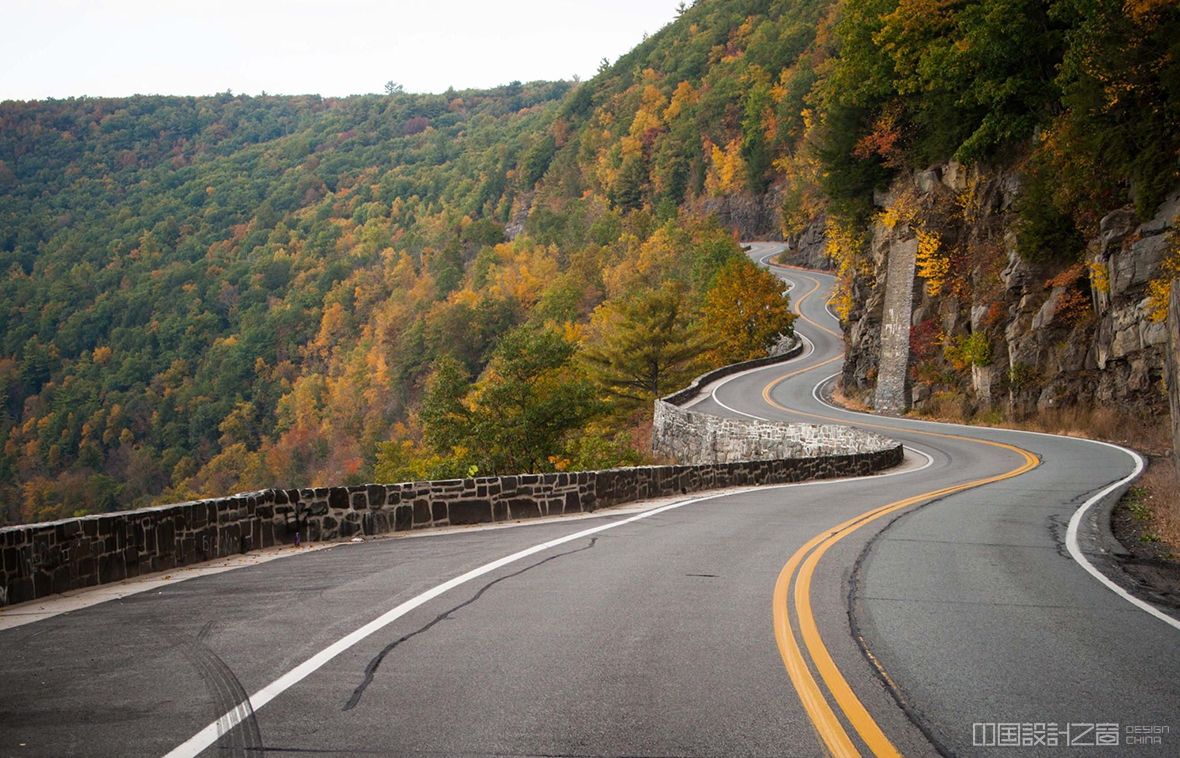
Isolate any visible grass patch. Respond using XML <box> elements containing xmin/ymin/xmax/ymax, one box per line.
<box><xmin>1136</xmin><ymin>459</ymin><xmax>1180</xmax><ymax>554</ymax></box>
<box><xmin>907</xmin><ymin>400</ymin><xmax>1171</xmax><ymax>458</ymax></box>
<box><xmin>1114</xmin><ymin>460</ymin><xmax>1179</xmax><ymax>559</ymax></box>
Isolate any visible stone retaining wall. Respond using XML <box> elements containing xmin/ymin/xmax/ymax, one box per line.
<box><xmin>0</xmin><ymin>330</ymin><xmax>908</xmax><ymax>609</ymax></box>
<box><xmin>651</xmin><ymin>337</ymin><xmax>899</xmax><ymax>465</ymax></box>
<box><xmin>1170</xmin><ymin>279</ymin><xmax>1180</xmax><ymax>474</ymax></box>
<box><xmin>874</xmin><ymin>231</ymin><xmax>918</xmax><ymax>413</ymax></box>
<box><xmin>0</xmin><ymin>447</ymin><xmax>902</xmax><ymax>607</ymax></box>
<box><xmin>652</xmin><ymin>401</ymin><xmax>898</xmax><ymax>464</ymax></box>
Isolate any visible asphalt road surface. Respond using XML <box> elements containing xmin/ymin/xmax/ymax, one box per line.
<box><xmin>1</xmin><ymin>242</ymin><xmax>1176</xmax><ymax>757</ymax></box>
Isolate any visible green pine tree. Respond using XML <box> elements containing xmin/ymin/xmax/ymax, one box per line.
<box><xmin>581</xmin><ymin>281</ymin><xmax>715</xmax><ymax>410</ymax></box>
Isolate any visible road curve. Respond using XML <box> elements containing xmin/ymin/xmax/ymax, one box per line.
<box><xmin>719</xmin><ymin>243</ymin><xmax>1179</xmax><ymax>756</ymax></box>
<box><xmin>0</xmin><ymin>243</ymin><xmax>1176</xmax><ymax>757</ymax></box>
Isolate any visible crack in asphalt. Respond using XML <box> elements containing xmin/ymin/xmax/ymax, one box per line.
<box><xmin>1047</xmin><ymin>475</ymin><xmax>1121</xmax><ymax>559</ymax></box>
<box><xmin>342</xmin><ymin>537</ymin><xmax>599</xmax><ymax>712</ymax></box>
<box><xmin>875</xmin><ymin>536</ymin><xmax>1062</xmax><ymax>549</ymax></box>
<box><xmin>846</xmin><ymin>496</ymin><xmax>957</xmax><ymax>758</ymax></box>
<box><xmin>855</xmin><ymin>596</ymin><xmax>1113</xmax><ymax>610</ymax></box>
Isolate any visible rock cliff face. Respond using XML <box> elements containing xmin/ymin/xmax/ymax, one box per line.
<box><xmin>779</xmin><ymin>216</ymin><xmax>835</xmax><ymax>270</ymax></box>
<box><xmin>690</xmin><ymin>190</ymin><xmax>784</xmax><ymax>241</ymax></box>
<box><xmin>504</xmin><ymin>190</ymin><xmax>535</xmax><ymax>240</ymax></box>
<box><xmin>1170</xmin><ymin>282</ymin><xmax>1180</xmax><ymax>470</ymax></box>
<box><xmin>842</xmin><ymin>162</ymin><xmax>1177</xmax><ymax>422</ymax></box>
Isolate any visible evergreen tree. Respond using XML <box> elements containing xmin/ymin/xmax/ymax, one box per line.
<box><xmin>610</xmin><ymin>155</ymin><xmax>649</xmax><ymax>212</ymax></box>
<box><xmin>582</xmin><ymin>282</ymin><xmax>714</xmax><ymax>409</ymax></box>
<box><xmin>419</xmin><ymin>356</ymin><xmax>472</xmax><ymax>455</ymax></box>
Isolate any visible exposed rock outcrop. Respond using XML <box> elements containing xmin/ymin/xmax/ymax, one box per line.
<box><xmin>842</xmin><ymin>162</ymin><xmax>1176</xmax><ymax>422</ymax></box>
<box><xmin>504</xmin><ymin>190</ymin><xmax>535</xmax><ymax>240</ymax></box>
<box><xmin>689</xmin><ymin>189</ymin><xmax>784</xmax><ymax>240</ymax></box>
<box><xmin>1170</xmin><ymin>281</ymin><xmax>1180</xmax><ymax>471</ymax></box>
<box><xmin>779</xmin><ymin>215</ymin><xmax>835</xmax><ymax>270</ymax></box>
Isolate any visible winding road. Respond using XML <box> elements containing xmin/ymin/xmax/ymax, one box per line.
<box><xmin>1</xmin><ymin>242</ymin><xmax>1176</xmax><ymax>757</ymax></box>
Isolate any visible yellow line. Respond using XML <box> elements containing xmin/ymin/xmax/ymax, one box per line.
<box><xmin>774</xmin><ymin>264</ymin><xmax>842</xmax><ymax>339</ymax></box>
<box><xmin>772</xmin><ymin>503</ymin><xmax>903</xmax><ymax>757</ymax></box>
<box><xmin>787</xmin><ymin>444</ymin><xmax>1038</xmax><ymax>756</ymax></box>
<box><xmin>765</xmin><ymin>266</ymin><xmax>1042</xmax><ymax>756</ymax></box>
<box><xmin>773</xmin><ymin>558</ymin><xmax>860</xmax><ymax>758</ymax></box>
<box><xmin>756</xmin><ymin>272</ymin><xmax>842</xmax><ymax>396</ymax></box>
<box><xmin>789</xmin><ymin>271</ymin><xmax>823</xmax><ymax>318</ymax></box>
<box><xmin>765</xmin><ymin>355</ymin><xmax>842</xmax><ymax>391</ymax></box>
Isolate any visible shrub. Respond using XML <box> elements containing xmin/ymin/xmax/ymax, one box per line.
<box><xmin>944</xmin><ymin>332</ymin><xmax>992</xmax><ymax>371</ymax></box>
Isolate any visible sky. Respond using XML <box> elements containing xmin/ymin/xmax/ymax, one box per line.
<box><xmin>1</xmin><ymin>0</ymin><xmax>681</xmax><ymax>101</ymax></box>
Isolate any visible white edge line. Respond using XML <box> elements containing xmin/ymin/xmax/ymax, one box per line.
<box><xmin>170</xmin><ymin>256</ymin><xmax>905</xmax><ymax>757</ymax></box>
<box><xmin>682</xmin><ymin>251</ymin><xmax>804</xmax><ymax>412</ymax></box>
<box><xmin>682</xmin><ymin>337</ymin><xmax>814</xmax><ymax>412</ymax></box>
<box><xmin>757</xmin><ymin>250</ymin><xmax>840</xmax><ymax>319</ymax></box>
<box><xmin>757</xmin><ymin>251</ymin><xmax>1175</xmax><ymax>631</ymax></box>
<box><xmin>163</xmin><ymin>450</ymin><xmax>932</xmax><ymax>758</ymax></box>
<box><xmin>705</xmin><ymin>332</ymin><xmax>816</xmax><ymax>419</ymax></box>
<box><xmin>759</xmin><ymin>255</ymin><xmax>1176</xmax><ymax>629</ymax></box>
<box><xmin>173</xmin><ymin>253</ymin><xmax>1171</xmax><ymax>756</ymax></box>
<box><xmin>808</xmin><ymin>370</ymin><xmax>1179</xmax><ymax>632</ymax></box>
<box><xmin>703</xmin><ymin>258</ymin><xmax>821</xmax><ymax>418</ymax></box>
<box><xmin>707</xmin><ymin>352</ymin><xmax>931</xmax><ymax>477</ymax></box>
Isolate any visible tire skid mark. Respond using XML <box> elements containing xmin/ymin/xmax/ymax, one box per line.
<box><xmin>177</xmin><ymin>621</ymin><xmax>266</xmax><ymax>757</ymax></box>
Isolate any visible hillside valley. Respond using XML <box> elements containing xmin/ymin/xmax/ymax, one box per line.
<box><xmin>1</xmin><ymin>0</ymin><xmax>1178</xmax><ymax>530</ymax></box>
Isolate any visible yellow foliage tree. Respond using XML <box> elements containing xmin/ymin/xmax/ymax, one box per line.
<box><xmin>1145</xmin><ymin>228</ymin><xmax>1179</xmax><ymax>322</ymax></box>
<box><xmin>878</xmin><ymin>190</ymin><xmax>919</xmax><ymax>231</ymax></box>
<box><xmin>628</xmin><ymin>80</ymin><xmax>667</xmax><ymax>144</ymax></box>
<box><xmin>824</xmin><ymin>217</ymin><xmax>868</xmax><ymax>320</ymax></box>
<box><xmin>663</xmin><ymin>81</ymin><xmax>697</xmax><ymax>122</ymax></box>
<box><xmin>704</xmin><ymin>139</ymin><xmax>747</xmax><ymax>195</ymax></box>
<box><xmin>601</xmin><ymin>225</ymin><xmax>681</xmax><ymax>298</ymax></box>
<box><xmin>484</xmin><ymin>240</ymin><xmax>560</xmax><ymax>307</ymax></box>
<box><xmin>700</xmin><ymin>258</ymin><xmax>796</xmax><ymax>364</ymax></box>
<box><xmin>915</xmin><ymin>228</ymin><xmax>949</xmax><ymax>296</ymax></box>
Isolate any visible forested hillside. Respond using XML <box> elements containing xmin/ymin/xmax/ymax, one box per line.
<box><xmin>3</xmin><ymin>0</ymin><xmax>1177</xmax><ymax>525</ymax></box>
<box><xmin>0</xmin><ymin>85</ymin><xmax>577</xmax><ymax>521</ymax></box>
<box><xmin>0</xmin><ymin>10</ymin><xmax>803</xmax><ymax>524</ymax></box>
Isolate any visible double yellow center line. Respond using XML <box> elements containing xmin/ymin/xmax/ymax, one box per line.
<box><xmin>764</xmin><ymin>265</ymin><xmax>1040</xmax><ymax>756</ymax></box>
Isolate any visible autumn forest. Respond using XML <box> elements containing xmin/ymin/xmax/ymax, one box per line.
<box><xmin>2</xmin><ymin>0</ymin><xmax>1176</xmax><ymax>524</ymax></box>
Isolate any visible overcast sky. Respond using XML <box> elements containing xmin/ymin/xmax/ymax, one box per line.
<box><xmin>1</xmin><ymin>0</ymin><xmax>681</xmax><ymax>101</ymax></box>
